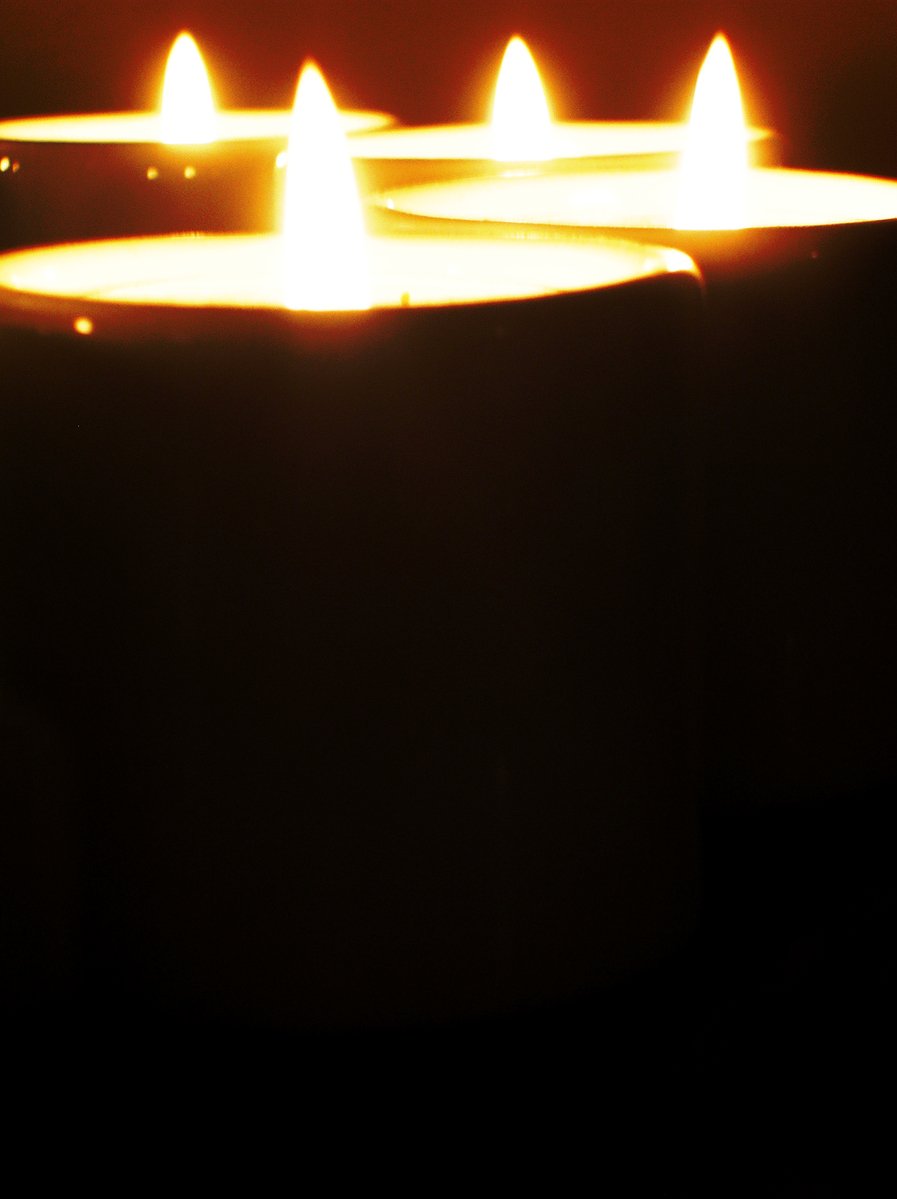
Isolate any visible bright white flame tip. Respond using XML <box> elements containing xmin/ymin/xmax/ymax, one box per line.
<box><xmin>491</xmin><ymin>35</ymin><xmax>554</xmax><ymax>162</ymax></box>
<box><xmin>282</xmin><ymin>62</ymin><xmax>371</xmax><ymax>311</ymax></box>
<box><xmin>675</xmin><ymin>34</ymin><xmax>748</xmax><ymax>230</ymax></box>
<box><xmin>160</xmin><ymin>32</ymin><xmax>216</xmax><ymax>145</ymax></box>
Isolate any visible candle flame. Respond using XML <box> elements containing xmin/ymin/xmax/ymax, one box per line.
<box><xmin>160</xmin><ymin>32</ymin><xmax>216</xmax><ymax>144</ymax></box>
<box><xmin>282</xmin><ymin>62</ymin><xmax>370</xmax><ymax>311</ymax></box>
<box><xmin>675</xmin><ymin>34</ymin><xmax>748</xmax><ymax>230</ymax></box>
<box><xmin>491</xmin><ymin>36</ymin><xmax>554</xmax><ymax>162</ymax></box>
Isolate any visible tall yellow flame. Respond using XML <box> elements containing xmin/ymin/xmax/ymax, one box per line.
<box><xmin>282</xmin><ymin>62</ymin><xmax>370</xmax><ymax>311</ymax></box>
<box><xmin>675</xmin><ymin>34</ymin><xmax>748</xmax><ymax>230</ymax></box>
<box><xmin>160</xmin><ymin>32</ymin><xmax>216</xmax><ymax>144</ymax></box>
<box><xmin>491</xmin><ymin>36</ymin><xmax>554</xmax><ymax>162</ymax></box>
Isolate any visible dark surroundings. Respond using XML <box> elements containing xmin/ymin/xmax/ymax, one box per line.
<box><xmin>1</xmin><ymin>0</ymin><xmax>895</xmax><ymax>1171</ymax></box>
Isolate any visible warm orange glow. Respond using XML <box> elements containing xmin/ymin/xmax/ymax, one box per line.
<box><xmin>675</xmin><ymin>34</ymin><xmax>748</xmax><ymax>229</ymax></box>
<box><xmin>160</xmin><ymin>32</ymin><xmax>216</xmax><ymax>145</ymax></box>
<box><xmin>491</xmin><ymin>36</ymin><xmax>553</xmax><ymax>161</ymax></box>
<box><xmin>282</xmin><ymin>62</ymin><xmax>370</xmax><ymax>311</ymax></box>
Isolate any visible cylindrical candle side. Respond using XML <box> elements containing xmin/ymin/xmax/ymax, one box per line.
<box><xmin>375</xmin><ymin>171</ymin><xmax>897</xmax><ymax>802</ymax></box>
<box><xmin>0</xmin><ymin>110</ymin><xmax>394</xmax><ymax>249</ymax></box>
<box><xmin>351</xmin><ymin>121</ymin><xmax>779</xmax><ymax>193</ymax></box>
<box><xmin>0</xmin><ymin>234</ymin><xmax>703</xmax><ymax>1026</ymax></box>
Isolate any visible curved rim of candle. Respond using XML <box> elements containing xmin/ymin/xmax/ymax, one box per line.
<box><xmin>347</xmin><ymin>119</ymin><xmax>774</xmax><ymax>161</ymax></box>
<box><xmin>0</xmin><ymin>272</ymin><xmax>698</xmax><ymax>339</ymax></box>
<box><xmin>0</xmin><ymin>229</ymin><xmax>700</xmax><ymax>335</ymax></box>
<box><xmin>0</xmin><ymin>109</ymin><xmax>396</xmax><ymax>144</ymax></box>
<box><xmin>377</xmin><ymin>167</ymin><xmax>897</xmax><ymax>232</ymax></box>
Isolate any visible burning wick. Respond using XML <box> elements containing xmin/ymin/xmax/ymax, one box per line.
<box><xmin>282</xmin><ymin>62</ymin><xmax>371</xmax><ymax>311</ymax></box>
<box><xmin>675</xmin><ymin>34</ymin><xmax>748</xmax><ymax>230</ymax></box>
<box><xmin>491</xmin><ymin>36</ymin><xmax>554</xmax><ymax>162</ymax></box>
<box><xmin>159</xmin><ymin>32</ymin><xmax>217</xmax><ymax>145</ymax></box>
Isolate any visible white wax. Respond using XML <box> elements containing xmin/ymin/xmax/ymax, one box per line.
<box><xmin>0</xmin><ymin>110</ymin><xmax>393</xmax><ymax>145</ymax></box>
<box><xmin>348</xmin><ymin>121</ymin><xmax>772</xmax><ymax>163</ymax></box>
<box><xmin>0</xmin><ymin>232</ymin><xmax>695</xmax><ymax>312</ymax></box>
<box><xmin>380</xmin><ymin>168</ymin><xmax>897</xmax><ymax>231</ymax></box>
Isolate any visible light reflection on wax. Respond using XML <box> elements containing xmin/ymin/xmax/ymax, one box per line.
<box><xmin>379</xmin><ymin>168</ymin><xmax>897</xmax><ymax>232</ymax></box>
<box><xmin>0</xmin><ymin>110</ymin><xmax>393</xmax><ymax>145</ymax></box>
<box><xmin>0</xmin><ymin>233</ymin><xmax>697</xmax><ymax>312</ymax></box>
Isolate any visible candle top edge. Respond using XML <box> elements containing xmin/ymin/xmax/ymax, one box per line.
<box><xmin>0</xmin><ymin>110</ymin><xmax>395</xmax><ymax>143</ymax></box>
<box><xmin>346</xmin><ymin>121</ymin><xmax>773</xmax><ymax>161</ymax></box>
<box><xmin>0</xmin><ymin>231</ymin><xmax>698</xmax><ymax>317</ymax></box>
<box><xmin>380</xmin><ymin>167</ymin><xmax>897</xmax><ymax>232</ymax></box>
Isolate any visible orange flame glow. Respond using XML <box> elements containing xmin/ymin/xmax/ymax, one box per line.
<box><xmin>491</xmin><ymin>36</ymin><xmax>554</xmax><ymax>161</ymax></box>
<box><xmin>282</xmin><ymin>62</ymin><xmax>370</xmax><ymax>311</ymax></box>
<box><xmin>675</xmin><ymin>34</ymin><xmax>748</xmax><ymax>230</ymax></box>
<box><xmin>160</xmin><ymin>32</ymin><xmax>216</xmax><ymax>144</ymax></box>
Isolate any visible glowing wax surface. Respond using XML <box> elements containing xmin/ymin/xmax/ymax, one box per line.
<box><xmin>0</xmin><ymin>233</ymin><xmax>695</xmax><ymax>313</ymax></box>
<box><xmin>348</xmin><ymin>121</ymin><xmax>771</xmax><ymax>163</ymax></box>
<box><xmin>0</xmin><ymin>110</ymin><xmax>393</xmax><ymax>145</ymax></box>
<box><xmin>381</xmin><ymin>168</ymin><xmax>897</xmax><ymax>230</ymax></box>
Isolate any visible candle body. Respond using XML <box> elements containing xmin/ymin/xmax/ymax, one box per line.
<box><xmin>377</xmin><ymin>170</ymin><xmax>897</xmax><ymax>801</ymax></box>
<box><xmin>350</xmin><ymin>121</ymin><xmax>778</xmax><ymax>192</ymax></box>
<box><xmin>697</xmin><ymin>222</ymin><xmax>897</xmax><ymax>802</ymax></box>
<box><xmin>0</xmin><ymin>110</ymin><xmax>394</xmax><ymax>249</ymax></box>
<box><xmin>0</xmin><ymin>270</ymin><xmax>702</xmax><ymax>1025</ymax></box>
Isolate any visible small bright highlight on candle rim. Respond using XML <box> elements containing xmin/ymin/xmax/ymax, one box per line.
<box><xmin>491</xmin><ymin>36</ymin><xmax>554</xmax><ymax>162</ymax></box>
<box><xmin>282</xmin><ymin>61</ymin><xmax>370</xmax><ymax>311</ymax></box>
<box><xmin>675</xmin><ymin>33</ymin><xmax>748</xmax><ymax>230</ymax></box>
<box><xmin>160</xmin><ymin>32</ymin><xmax>216</xmax><ymax>145</ymax></box>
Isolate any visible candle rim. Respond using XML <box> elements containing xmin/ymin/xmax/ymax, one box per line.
<box><xmin>0</xmin><ymin>109</ymin><xmax>395</xmax><ymax>144</ymax></box>
<box><xmin>348</xmin><ymin>119</ymin><xmax>774</xmax><ymax>161</ymax></box>
<box><xmin>378</xmin><ymin>166</ymin><xmax>897</xmax><ymax>232</ymax></box>
<box><xmin>0</xmin><ymin>230</ymin><xmax>699</xmax><ymax>326</ymax></box>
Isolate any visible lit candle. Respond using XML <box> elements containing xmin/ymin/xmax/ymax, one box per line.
<box><xmin>378</xmin><ymin>36</ymin><xmax>897</xmax><ymax>802</ymax></box>
<box><xmin>376</xmin><ymin>35</ymin><xmax>897</xmax><ymax>280</ymax></box>
<box><xmin>0</xmin><ymin>31</ymin><xmax>393</xmax><ymax>247</ymax></box>
<box><xmin>0</xmin><ymin>63</ymin><xmax>703</xmax><ymax>1025</ymax></box>
<box><xmin>350</xmin><ymin>34</ymin><xmax>775</xmax><ymax>191</ymax></box>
